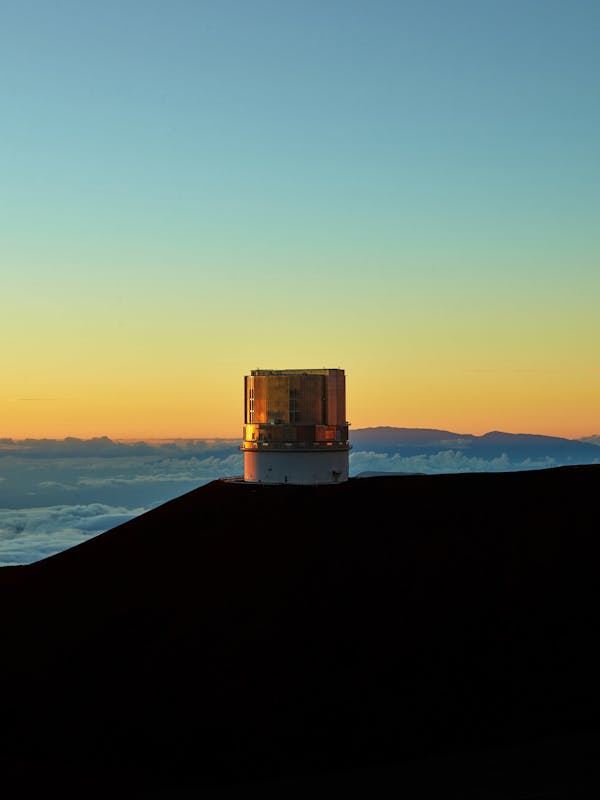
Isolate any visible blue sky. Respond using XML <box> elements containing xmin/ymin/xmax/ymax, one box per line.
<box><xmin>2</xmin><ymin>1</ymin><xmax>599</xmax><ymax>439</ymax></box>
<box><xmin>4</xmin><ymin>1</ymin><xmax>598</xmax><ymax>255</ymax></box>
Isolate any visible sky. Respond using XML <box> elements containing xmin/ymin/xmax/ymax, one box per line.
<box><xmin>2</xmin><ymin>0</ymin><xmax>599</xmax><ymax>439</ymax></box>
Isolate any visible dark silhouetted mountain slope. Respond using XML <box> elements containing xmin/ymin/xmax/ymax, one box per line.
<box><xmin>1</xmin><ymin>467</ymin><xmax>599</xmax><ymax>795</ymax></box>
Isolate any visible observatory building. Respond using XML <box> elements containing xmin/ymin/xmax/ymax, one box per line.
<box><xmin>241</xmin><ymin>368</ymin><xmax>350</xmax><ymax>484</ymax></box>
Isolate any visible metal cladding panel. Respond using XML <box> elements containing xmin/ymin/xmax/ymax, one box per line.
<box><xmin>325</xmin><ymin>370</ymin><xmax>346</xmax><ymax>425</ymax></box>
<box><xmin>338</xmin><ymin>371</ymin><xmax>346</xmax><ymax>422</ymax></box>
<box><xmin>294</xmin><ymin>424</ymin><xmax>318</xmax><ymax>442</ymax></box>
<box><xmin>248</xmin><ymin>372</ymin><xmax>333</xmax><ymax>425</ymax></box>
<box><xmin>265</xmin><ymin>376</ymin><xmax>289</xmax><ymax>423</ymax></box>
<box><xmin>270</xmin><ymin>425</ymin><xmax>285</xmax><ymax>442</ymax></box>
<box><xmin>243</xmin><ymin>424</ymin><xmax>256</xmax><ymax>441</ymax></box>
<box><xmin>253</xmin><ymin>376</ymin><xmax>268</xmax><ymax>423</ymax></box>
<box><xmin>289</xmin><ymin>374</ymin><xmax>325</xmax><ymax>425</ymax></box>
<box><xmin>314</xmin><ymin>425</ymin><xmax>336</xmax><ymax>441</ymax></box>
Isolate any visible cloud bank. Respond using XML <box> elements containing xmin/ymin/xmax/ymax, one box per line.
<box><xmin>1</xmin><ymin>436</ymin><xmax>596</xmax><ymax>566</ymax></box>
<box><xmin>349</xmin><ymin>450</ymin><xmax>559</xmax><ymax>475</ymax></box>
<box><xmin>580</xmin><ymin>435</ymin><xmax>600</xmax><ymax>447</ymax></box>
<box><xmin>0</xmin><ymin>439</ymin><xmax>244</xmax><ymax>565</ymax></box>
<box><xmin>0</xmin><ymin>503</ymin><xmax>149</xmax><ymax>566</ymax></box>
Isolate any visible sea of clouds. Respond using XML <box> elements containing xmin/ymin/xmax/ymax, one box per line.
<box><xmin>1</xmin><ymin>436</ymin><xmax>598</xmax><ymax>566</ymax></box>
<box><xmin>0</xmin><ymin>438</ymin><xmax>243</xmax><ymax>566</ymax></box>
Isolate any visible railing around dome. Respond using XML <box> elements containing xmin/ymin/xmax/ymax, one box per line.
<box><xmin>240</xmin><ymin>440</ymin><xmax>351</xmax><ymax>452</ymax></box>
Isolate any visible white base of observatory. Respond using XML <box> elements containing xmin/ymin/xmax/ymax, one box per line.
<box><xmin>243</xmin><ymin>450</ymin><xmax>349</xmax><ymax>485</ymax></box>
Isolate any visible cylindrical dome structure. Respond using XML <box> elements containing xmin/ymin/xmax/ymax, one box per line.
<box><xmin>241</xmin><ymin>368</ymin><xmax>350</xmax><ymax>484</ymax></box>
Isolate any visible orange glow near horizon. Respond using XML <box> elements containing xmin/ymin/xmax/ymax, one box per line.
<box><xmin>2</xmin><ymin>287</ymin><xmax>598</xmax><ymax>443</ymax></box>
<box><xmin>2</xmin><ymin>368</ymin><xmax>597</xmax><ymax>442</ymax></box>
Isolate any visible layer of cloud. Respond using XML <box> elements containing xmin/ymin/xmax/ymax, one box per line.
<box><xmin>580</xmin><ymin>436</ymin><xmax>600</xmax><ymax>446</ymax></box>
<box><xmin>0</xmin><ymin>444</ymin><xmax>244</xmax><ymax>564</ymax></box>
<box><xmin>349</xmin><ymin>450</ymin><xmax>559</xmax><ymax>475</ymax></box>
<box><xmin>0</xmin><ymin>451</ymin><xmax>243</xmax><ymax>510</ymax></box>
<box><xmin>0</xmin><ymin>437</ymin><xmax>240</xmax><ymax>458</ymax></box>
<box><xmin>0</xmin><ymin>503</ymin><xmax>149</xmax><ymax>566</ymax></box>
<box><xmin>1</xmin><ymin>436</ymin><xmax>595</xmax><ymax>566</ymax></box>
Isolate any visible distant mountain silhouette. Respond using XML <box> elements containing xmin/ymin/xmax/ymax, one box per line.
<box><xmin>1</xmin><ymin>468</ymin><xmax>599</xmax><ymax>794</ymax></box>
<box><xmin>351</xmin><ymin>426</ymin><xmax>600</xmax><ymax>463</ymax></box>
<box><xmin>580</xmin><ymin>435</ymin><xmax>600</xmax><ymax>447</ymax></box>
<box><xmin>351</xmin><ymin>426</ymin><xmax>468</xmax><ymax>445</ymax></box>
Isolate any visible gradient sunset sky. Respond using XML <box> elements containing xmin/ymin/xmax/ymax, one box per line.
<box><xmin>2</xmin><ymin>1</ymin><xmax>599</xmax><ymax>439</ymax></box>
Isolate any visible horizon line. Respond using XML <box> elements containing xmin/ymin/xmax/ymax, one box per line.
<box><xmin>1</xmin><ymin>426</ymin><xmax>598</xmax><ymax>444</ymax></box>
